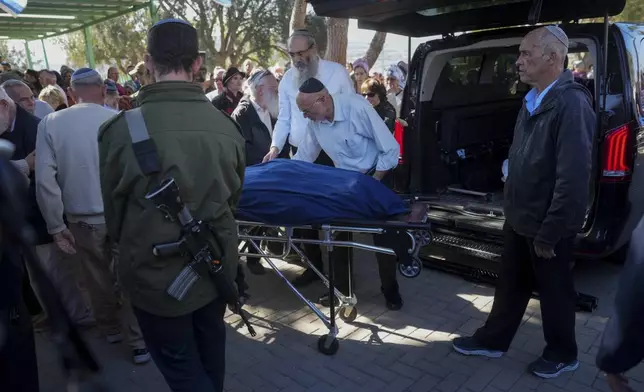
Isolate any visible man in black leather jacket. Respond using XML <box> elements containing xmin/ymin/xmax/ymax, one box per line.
<box><xmin>452</xmin><ymin>26</ymin><xmax>595</xmax><ymax>379</ymax></box>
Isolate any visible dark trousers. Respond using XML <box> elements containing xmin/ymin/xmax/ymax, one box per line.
<box><xmin>473</xmin><ymin>223</ymin><xmax>578</xmax><ymax>362</ymax></box>
<box><xmin>292</xmin><ymin>145</ymin><xmax>333</xmax><ymax>273</ymax></box>
<box><xmin>134</xmin><ymin>299</ymin><xmax>227</xmax><ymax>392</ymax></box>
<box><xmin>331</xmin><ymin>231</ymin><xmax>399</xmax><ymax>296</ymax></box>
<box><xmin>0</xmin><ymin>301</ymin><xmax>39</xmax><ymax>392</ymax></box>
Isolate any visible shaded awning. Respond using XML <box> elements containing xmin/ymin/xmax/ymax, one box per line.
<box><xmin>0</xmin><ymin>0</ymin><xmax>152</xmax><ymax>40</ymax></box>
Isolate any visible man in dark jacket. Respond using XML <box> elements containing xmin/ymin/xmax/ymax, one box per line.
<box><xmin>596</xmin><ymin>218</ymin><xmax>644</xmax><ymax>392</ymax></box>
<box><xmin>0</xmin><ymin>89</ymin><xmax>40</xmax><ymax>392</ymax></box>
<box><xmin>231</xmin><ymin>70</ymin><xmax>287</xmax><ymax>275</ymax></box>
<box><xmin>452</xmin><ymin>26</ymin><xmax>595</xmax><ymax>379</ymax></box>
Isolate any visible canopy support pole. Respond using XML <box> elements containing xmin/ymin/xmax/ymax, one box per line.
<box><xmin>601</xmin><ymin>12</ymin><xmax>609</xmax><ymax>113</ymax></box>
<box><xmin>149</xmin><ymin>0</ymin><xmax>158</xmax><ymax>23</ymax></box>
<box><xmin>24</xmin><ymin>41</ymin><xmax>33</xmax><ymax>69</ymax></box>
<box><xmin>407</xmin><ymin>36</ymin><xmax>411</xmax><ymax>66</ymax></box>
<box><xmin>83</xmin><ymin>26</ymin><xmax>96</xmax><ymax>69</ymax></box>
<box><xmin>40</xmin><ymin>39</ymin><xmax>50</xmax><ymax>69</ymax></box>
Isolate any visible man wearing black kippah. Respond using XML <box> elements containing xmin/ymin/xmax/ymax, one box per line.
<box><xmin>99</xmin><ymin>18</ymin><xmax>245</xmax><ymax>392</ymax></box>
<box><xmin>293</xmin><ymin>77</ymin><xmax>404</xmax><ymax>310</ymax></box>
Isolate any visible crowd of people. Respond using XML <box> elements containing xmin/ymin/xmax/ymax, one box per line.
<box><xmin>0</xmin><ymin>17</ymin><xmax>642</xmax><ymax>392</ymax></box>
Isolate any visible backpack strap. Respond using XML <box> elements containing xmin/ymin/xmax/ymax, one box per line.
<box><xmin>124</xmin><ymin>108</ymin><xmax>161</xmax><ymax>176</ymax></box>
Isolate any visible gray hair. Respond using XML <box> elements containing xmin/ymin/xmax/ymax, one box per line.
<box><xmin>0</xmin><ymin>86</ymin><xmax>15</xmax><ymax>106</ymax></box>
<box><xmin>1</xmin><ymin>79</ymin><xmax>31</xmax><ymax>92</ymax></box>
<box><xmin>538</xmin><ymin>26</ymin><xmax>569</xmax><ymax>65</ymax></box>
<box><xmin>288</xmin><ymin>29</ymin><xmax>316</xmax><ymax>49</ymax></box>
<box><xmin>246</xmin><ymin>69</ymin><xmax>273</xmax><ymax>99</ymax></box>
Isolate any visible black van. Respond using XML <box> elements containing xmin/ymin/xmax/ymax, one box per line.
<box><xmin>310</xmin><ymin>1</ymin><xmax>642</xmax><ymax>273</ymax></box>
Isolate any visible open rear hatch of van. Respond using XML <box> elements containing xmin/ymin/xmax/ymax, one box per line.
<box><xmin>309</xmin><ymin>0</ymin><xmax>626</xmax><ymax>37</ymax></box>
<box><xmin>309</xmin><ymin>0</ymin><xmax>626</xmax><ymax>280</ymax></box>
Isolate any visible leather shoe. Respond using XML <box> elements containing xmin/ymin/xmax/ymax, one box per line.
<box><xmin>291</xmin><ymin>268</ymin><xmax>321</xmax><ymax>287</ymax></box>
<box><xmin>247</xmin><ymin>259</ymin><xmax>266</xmax><ymax>275</ymax></box>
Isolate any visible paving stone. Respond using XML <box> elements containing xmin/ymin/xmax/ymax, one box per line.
<box><xmin>32</xmin><ymin>251</ymin><xmax>622</xmax><ymax>392</ymax></box>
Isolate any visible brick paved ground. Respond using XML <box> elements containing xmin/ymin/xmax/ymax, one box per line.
<box><xmin>36</xmin><ymin>238</ymin><xmax>644</xmax><ymax>392</ymax></box>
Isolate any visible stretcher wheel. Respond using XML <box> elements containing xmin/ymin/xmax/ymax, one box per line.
<box><xmin>339</xmin><ymin>306</ymin><xmax>358</xmax><ymax>322</ymax></box>
<box><xmin>398</xmin><ymin>257</ymin><xmax>422</xmax><ymax>278</ymax></box>
<box><xmin>317</xmin><ymin>334</ymin><xmax>339</xmax><ymax>355</ymax></box>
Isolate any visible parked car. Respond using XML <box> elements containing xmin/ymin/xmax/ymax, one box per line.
<box><xmin>311</xmin><ymin>0</ymin><xmax>640</xmax><ymax>272</ymax></box>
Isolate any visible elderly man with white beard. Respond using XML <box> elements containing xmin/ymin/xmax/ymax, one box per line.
<box><xmin>262</xmin><ymin>28</ymin><xmax>354</xmax><ymax>287</ymax></box>
<box><xmin>232</xmin><ymin>69</ymin><xmax>287</xmax><ymax>275</ymax></box>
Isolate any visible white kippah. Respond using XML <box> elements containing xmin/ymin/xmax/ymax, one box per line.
<box><xmin>545</xmin><ymin>25</ymin><xmax>569</xmax><ymax>49</ymax></box>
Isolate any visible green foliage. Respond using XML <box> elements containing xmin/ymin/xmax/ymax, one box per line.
<box><xmin>614</xmin><ymin>0</ymin><xmax>644</xmax><ymax>22</ymax></box>
<box><xmin>159</xmin><ymin>0</ymin><xmax>293</xmax><ymax>69</ymax></box>
<box><xmin>58</xmin><ymin>10</ymin><xmax>150</xmax><ymax>72</ymax></box>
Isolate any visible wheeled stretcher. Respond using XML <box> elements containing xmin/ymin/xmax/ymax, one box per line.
<box><xmin>236</xmin><ymin>203</ymin><xmax>432</xmax><ymax>356</ymax></box>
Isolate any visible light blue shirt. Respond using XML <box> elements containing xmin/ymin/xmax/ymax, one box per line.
<box><xmin>525</xmin><ymin>79</ymin><xmax>558</xmax><ymax>115</ymax></box>
<box><xmin>293</xmin><ymin>93</ymin><xmax>400</xmax><ymax>173</ymax></box>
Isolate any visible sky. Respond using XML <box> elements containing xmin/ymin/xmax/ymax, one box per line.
<box><xmin>6</xmin><ymin>18</ymin><xmax>437</xmax><ymax>74</ymax></box>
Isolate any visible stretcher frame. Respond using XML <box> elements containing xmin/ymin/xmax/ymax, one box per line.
<box><xmin>237</xmin><ymin>218</ymin><xmax>432</xmax><ymax>355</ymax></box>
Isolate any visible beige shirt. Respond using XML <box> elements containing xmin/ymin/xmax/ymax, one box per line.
<box><xmin>35</xmin><ymin>103</ymin><xmax>117</xmax><ymax>234</ymax></box>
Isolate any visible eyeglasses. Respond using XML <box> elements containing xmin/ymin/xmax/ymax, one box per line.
<box><xmin>301</xmin><ymin>98</ymin><xmax>322</xmax><ymax>117</ymax></box>
<box><xmin>288</xmin><ymin>43</ymin><xmax>314</xmax><ymax>58</ymax></box>
<box><xmin>362</xmin><ymin>92</ymin><xmax>375</xmax><ymax>98</ymax></box>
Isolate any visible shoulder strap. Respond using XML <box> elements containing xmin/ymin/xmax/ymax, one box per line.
<box><xmin>124</xmin><ymin>108</ymin><xmax>161</xmax><ymax>176</ymax></box>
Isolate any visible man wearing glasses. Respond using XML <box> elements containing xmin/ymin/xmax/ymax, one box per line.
<box><xmin>262</xmin><ymin>29</ymin><xmax>354</xmax><ymax>288</ymax></box>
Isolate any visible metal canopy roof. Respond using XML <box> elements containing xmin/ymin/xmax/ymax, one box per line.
<box><xmin>0</xmin><ymin>0</ymin><xmax>151</xmax><ymax>41</ymax></box>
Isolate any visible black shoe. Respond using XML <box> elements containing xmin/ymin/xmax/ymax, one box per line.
<box><xmin>318</xmin><ymin>293</ymin><xmax>340</xmax><ymax>308</ymax></box>
<box><xmin>528</xmin><ymin>357</ymin><xmax>579</xmax><ymax>379</ymax></box>
<box><xmin>384</xmin><ymin>291</ymin><xmax>404</xmax><ymax>311</ymax></box>
<box><xmin>291</xmin><ymin>269</ymin><xmax>321</xmax><ymax>288</ymax></box>
<box><xmin>452</xmin><ymin>336</ymin><xmax>504</xmax><ymax>358</ymax></box>
<box><xmin>246</xmin><ymin>259</ymin><xmax>266</xmax><ymax>275</ymax></box>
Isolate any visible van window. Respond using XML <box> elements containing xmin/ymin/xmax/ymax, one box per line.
<box><xmin>433</xmin><ymin>49</ymin><xmax>527</xmax><ymax>106</ymax></box>
<box><xmin>443</xmin><ymin>55</ymin><xmax>484</xmax><ymax>86</ymax></box>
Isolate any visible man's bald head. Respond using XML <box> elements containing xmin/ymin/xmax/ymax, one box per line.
<box><xmin>516</xmin><ymin>26</ymin><xmax>570</xmax><ymax>89</ymax></box>
<box><xmin>296</xmin><ymin>77</ymin><xmax>332</xmax><ymax>122</ymax></box>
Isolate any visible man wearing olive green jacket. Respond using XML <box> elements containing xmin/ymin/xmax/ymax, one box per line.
<box><xmin>98</xmin><ymin>19</ymin><xmax>245</xmax><ymax>392</ymax></box>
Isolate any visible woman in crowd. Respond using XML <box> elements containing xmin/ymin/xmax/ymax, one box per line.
<box><xmin>385</xmin><ymin>63</ymin><xmax>406</xmax><ymax>117</ymax></box>
<box><xmin>352</xmin><ymin>58</ymin><xmax>369</xmax><ymax>94</ymax></box>
<box><xmin>38</xmin><ymin>85</ymin><xmax>67</xmax><ymax>111</ymax></box>
<box><xmin>361</xmin><ymin>78</ymin><xmax>396</xmax><ymax>133</ymax></box>
<box><xmin>211</xmin><ymin>66</ymin><xmax>245</xmax><ymax>115</ymax></box>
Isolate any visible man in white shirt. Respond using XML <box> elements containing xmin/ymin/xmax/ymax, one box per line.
<box><xmin>263</xmin><ymin>29</ymin><xmax>354</xmax><ymax>287</ymax></box>
<box><xmin>35</xmin><ymin>68</ymin><xmax>150</xmax><ymax>365</ymax></box>
<box><xmin>263</xmin><ymin>28</ymin><xmax>354</xmax><ymax>162</ymax></box>
<box><xmin>292</xmin><ymin>77</ymin><xmax>404</xmax><ymax>310</ymax></box>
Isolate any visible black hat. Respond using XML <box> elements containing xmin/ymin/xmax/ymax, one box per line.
<box><xmin>298</xmin><ymin>77</ymin><xmax>325</xmax><ymax>94</ymax></box>
<box><xmin>223</xmin><ymin>67</ymin><xmax>246</xmax><ymax>87</ymax></box>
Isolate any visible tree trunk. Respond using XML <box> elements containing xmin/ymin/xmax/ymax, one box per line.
<box><xmin>324</xmin><ymin>17</ymin><xmax>349</xmax><ymax>65</ymax></box>
<box><xmin>290</xmin><ymin>0</ymin><xmax>307</xmax><ymax>33</ymax></box>
<box><xmin>363</xmin><ymin>31</ymin><xmax>387</xmax><ymax>69</ymax></box>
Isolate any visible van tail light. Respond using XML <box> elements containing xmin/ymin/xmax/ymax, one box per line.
<box><xmin>601</xmin><ymin>123</ymin><xmax>632</xmax><ymax>182</ymax></box>
<box><xmin>394</xmin><ymin>120</ymin><xmax>405</xmax><ymax>164</ymax></box>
